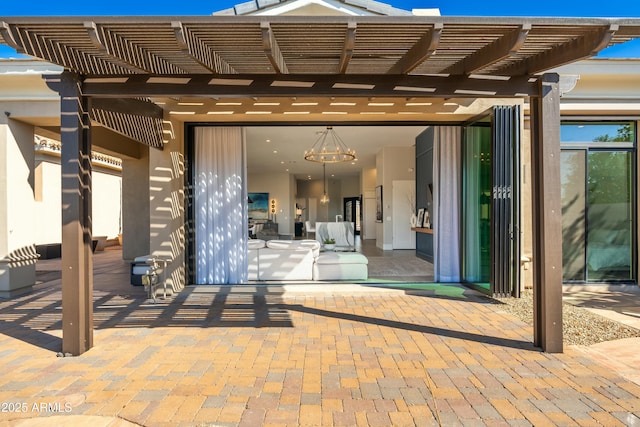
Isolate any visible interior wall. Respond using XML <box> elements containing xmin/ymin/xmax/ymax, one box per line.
<box><xmin>296</xmin><ymin>178</ymin><xmax>327</xmax><ymax>222</ymax></box>
<box><xmin>361</xmin><ymin>167</ymin><xmax>377</xmax><ymax>240</ymax></box>
<box><xmin>376</xmin><ymin>146</ymin><xmax>416</xmax><ymax>250</ymax></box>
<box><xmin>248</xmin><ymin>171</ymin><xmax>294</xmax><ymax>236</ymax></box>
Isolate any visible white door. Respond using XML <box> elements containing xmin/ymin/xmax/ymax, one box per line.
<box><xmin>392</xmin><ymin>180</ymin><xmax>416</xmax><ymax>249</ymax></box>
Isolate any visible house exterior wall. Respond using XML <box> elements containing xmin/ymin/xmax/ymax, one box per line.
<box><xmin>34</xmin><ymin>145</ymin><xmax>122</xmax><ymax>245</ymax></box>
<box><xmin>0</xmin><ymin>116</ymin><xmax>37</xmax><ymax>296</ymax></box>
<box><xmin>148</xmin><ymin>115</ymin><xmax>186</xmax><ymax>293</ymax></box>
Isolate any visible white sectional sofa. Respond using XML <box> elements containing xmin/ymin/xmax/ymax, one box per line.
<box><xmin>248</xmin><ymin>239</ymin><xmax>368</xmax><ymax>281</ymax></box>
<box><xmin>315</xmin><ymin>222</ymin><xmax>356</xmax><ymax>251</ymax></box>
<box><xmin>248</xmin><ymin>239</ymin><xmax>320</xmax><ymax>281</ymax></box>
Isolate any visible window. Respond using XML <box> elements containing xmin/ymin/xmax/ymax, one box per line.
<box><xmin>560</xmin><ymin>121</ymin><xmax>636</xmax><ymax>283</ymax></box>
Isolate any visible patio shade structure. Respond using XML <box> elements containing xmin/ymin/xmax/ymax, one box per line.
<box><xmin>2</xmin><ymin>15</ymin><xmax>640</xmax><ymax>355</ymax></box>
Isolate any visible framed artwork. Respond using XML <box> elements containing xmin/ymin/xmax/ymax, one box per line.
<box><xmin>417</xmin><ymin>208</ymin><xmax>425</xmax><ymax>228</ymax></box>
<box><xmin>248</xmin><ymin>192</ymin><xmax>269</xmax><ymax>219</ymax></box>
<box><xmin>375</xmin><ymin>185</ymin><xmax>383</xmax><ymax>223</ymax></box>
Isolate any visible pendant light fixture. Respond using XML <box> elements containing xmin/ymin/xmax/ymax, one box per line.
<box><xmin>320</xmin><ymin>162</ymin><xmax>330</xmax><ymax>205</ymax></box>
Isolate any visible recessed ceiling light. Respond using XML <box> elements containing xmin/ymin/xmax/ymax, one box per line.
<box><xmin>322</xmin><ymin>111</ymin><xmax>347</xmax><ymax>115</ymax></box>
<box><xmin>254</xmin><ymin>102</ymin><xmax>280</xmax><ymax>106</ymax></box>
<box><xmin>284</xmin><ymin>111</ymin><xmax>310</xmax><ymax>115</ymax></box>
<box><xmin>207</xmin><ymin>111</ymin><xmax>234</xmax><ymax>115</ymax></box>
<box><xmin>330</xmin><ymin>102</ymin><xmax>356</xmax><ymax>106</ymax></box>
<box><xmin>178</xmin><ymin>102</ymin><xmax>204</xmax><ymax>106</ymax></box>
<box><xmin>216</xmin><ymin>102</ymin><xmax>242</xmax><ymax>106</ymax></box>
<box><xmin>361</xmin><ymin>112</ymin><xmax>386</xmax><ymax>115</ymax></box>
<box><xmin>169</xmin><ymin>111</ymin><xmax>196</xmax><ymax>115</ymax></box>
<box><xmin>292</xmin><ymin>102</ymin><xmax>318</xmax><ymax>106</ymax></box>
<box><xmin>406</xmin><ymin>102</ymin><xmax>432</xmax><ymax>106</ymax></box>
<box><xmin>368</xmin><ymin>102</ymin><xmax>394</xmax><ymax>106</ymax></box>
<box><xmin>246</xmin><ymin>111</ymin><xmax>272</xmax><ymax>114</ymax></box>
<box><xmin>273</xmin><ymin>150</ymin><xmax>278</xmax><ymax>154</ymax></box>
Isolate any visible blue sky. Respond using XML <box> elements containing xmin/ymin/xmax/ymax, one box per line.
<box><xmin>1</xmin><ymin>0</ymin><xmax>640</xmax><ymax>58</ymax></box>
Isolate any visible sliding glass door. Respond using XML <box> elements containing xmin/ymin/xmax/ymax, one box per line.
<box><xmin>561</xmin><ymin>121</ymin><xmax>636</xmax><ymax>283</ymax></box>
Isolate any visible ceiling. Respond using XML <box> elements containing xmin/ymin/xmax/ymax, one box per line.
<box><xmin>168</xmin><ymin>94</ymin><xmax>508</xmax><ymax>179</ymax></box>
<box><xmin>246</xmin><ymin>124</ymin><xmax>427</xmax><ymax>179</ymax></box>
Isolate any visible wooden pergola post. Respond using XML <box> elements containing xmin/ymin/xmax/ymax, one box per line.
<box><xmin>60</xmin><ymin>71</ymin><xmax>94</xmax><ymax>355</ymax></box>
<box><xmin>530</xmin><ymin>73</ymin><xmax>563</xmax><ymax>353</ymax></box>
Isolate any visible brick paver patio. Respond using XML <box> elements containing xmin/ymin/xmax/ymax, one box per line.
<box><xmin>1</xmin><ymin>249</ymin><xmax>640</xmax><ymax>426</ymax></box>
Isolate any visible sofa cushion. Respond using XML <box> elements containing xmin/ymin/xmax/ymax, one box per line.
<box><xmin>316</xmin><ymin>253</ymin><xmax>368</xmax><ymax>265</ymax></box>
<box><xmin>248</xmin><ymin>239</ymin><xmax>266</xmax><ymax>249</ymax></box>
<box><xmin>266</xmin><ymin>239</ymin><xmax>321</xmax><ymax>257</ymax></box>
<box><xmin>258</xmin><ymin>248</ymin><xmax>315</xmax><ymax>281</ymax></box>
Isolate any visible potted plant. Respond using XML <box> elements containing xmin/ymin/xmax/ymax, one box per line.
<box><xmin>323</xmin><ymin>238</ymin><xmax>336</xmax><ymax>251</ymax></box>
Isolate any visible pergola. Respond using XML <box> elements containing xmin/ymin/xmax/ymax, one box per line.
<box><xmin>2</xmin><ymin>15</ymin><xmax>640</xmax><ymax>355</ymax></box>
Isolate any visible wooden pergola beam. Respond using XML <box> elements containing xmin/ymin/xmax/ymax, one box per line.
<box><xmin>0</xmin><ymin>21</ymin><xmax>24</xmax><ymax>53</ymax></box>
<box><xmin>84</xmin><ymin>21</ymin><xmax>151</xmax><ymax>74</ymax></box>
<box><xmin>90</xmin><ymin>98</ymin><xmax>165</xmax><ymax>148</ymax></box>
<box><xmin>171</xmin><ymin>21</ymin><xmax>237</xmax><ymax>74</ymax></box>
<box><xmin>530</xmin><ymin>73</ymin><xmax>563</xmax><ymax>353</ymax></box>
<box><xmin>338</xmin><ymin>21</ymin><xmax>357</xmax><ymax>74</ymax></box>
<box><xmin>59</xmin><ymin>71</ymin><xmax>94</xmax><ymax>356</ymax></box>
<box><xmin>499</xmin><ymin>24</ymin><xmax>618</xmax><ymax>76</ymax></box>
<box><xmin>387</xmin><ymin>23</ymin><xmax>442</xmax><ymax>75</ymax></box>
<box><xmin>443</xmin><ymin>25</ymin><xmax>531</xmax><ymax>75</ymax></box>
<box><xmin>80</xmin><ymin>73</ymin><xmax>539</xmax><ymax>98</ymax></box>
<box><xmin>261</xmin><ymin>21</ymin><xmax>289</xmax><ymax>74</ymax></box>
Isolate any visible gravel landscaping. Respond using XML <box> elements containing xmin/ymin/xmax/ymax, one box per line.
<box><xmin>492</xmin><ymin>290</ymin><xmax>640</xmax><ymax>346</ymax></box>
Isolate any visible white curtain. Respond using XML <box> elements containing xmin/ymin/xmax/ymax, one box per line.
<box><xmin>194</xmin><ymin>127</ymin><xmax>248</xmax><ymax>284</ymax></box>
<box><xmin>433</xmin><ymin>126</ymin><xmax>462</xmax><ymax>282</ymax></box>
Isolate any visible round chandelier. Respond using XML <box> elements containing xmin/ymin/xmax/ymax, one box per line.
<box><xmin>304</xmin><ymin>126</ymin><xmax>356</xmax><ymax>163</ymax></box>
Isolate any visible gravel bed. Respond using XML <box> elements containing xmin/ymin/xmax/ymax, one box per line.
<box><xmin>492</xmin><ymin>290</ymin><xmax>640</xmax><ymax>346</ymax></box>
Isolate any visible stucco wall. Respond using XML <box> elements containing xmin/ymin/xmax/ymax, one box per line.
<box><xmin>34</xmin><ymin>154</ymin><xmax>122</xmax><ymax>244</ymax></box>
<box><xmin>149</xmin><ymin>116</ymin><xmax>185</xmax><ymax>293</ymax></box>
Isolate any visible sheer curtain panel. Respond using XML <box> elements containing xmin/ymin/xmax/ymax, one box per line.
<box><xmin>194</xmin><ymin>127</ymin><xmax>248</xmax><ymax>284</ymax></box>
<box><xmin>432</xmin><ymin>126</ymin><xmax>462</xmax><ymax>282</ymax></box>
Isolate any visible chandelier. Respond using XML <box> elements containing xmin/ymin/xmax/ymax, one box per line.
<box><xmin>320</xmin><ymin>163</ymin><xmax>330</xmax><ymax>205</ymax></box>
<box><xmin>304</xmin><ymin>126</ymin><xmax>356</xmax><ymax>163</ymax></box>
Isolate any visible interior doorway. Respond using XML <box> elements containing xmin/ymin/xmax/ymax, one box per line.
<box><xmin>343</xmin><ymin>196</ymin><xmax>361</xmax><ymax>235</ymax></box>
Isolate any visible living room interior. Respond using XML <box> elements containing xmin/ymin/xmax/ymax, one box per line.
<box><xmin>246</xmin><ymin>125</ymin><xmax>426</xmax><ymax>241</ymax></box>
<box><xmin>243</xmin><ymin>124</ymin><xmax>433</xmax><ymax>282</ymax></box>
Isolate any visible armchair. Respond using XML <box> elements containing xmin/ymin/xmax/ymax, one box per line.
<box><xmin>304</xmin><ymin>220</ymin><xmax>316</xmax><ymax>238</ymax></box>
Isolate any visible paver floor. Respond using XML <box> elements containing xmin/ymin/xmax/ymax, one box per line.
<box><xmin>1</xmin><ymin>250</ymin><xmax>640</xmax><ymax>426</ymax></box>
